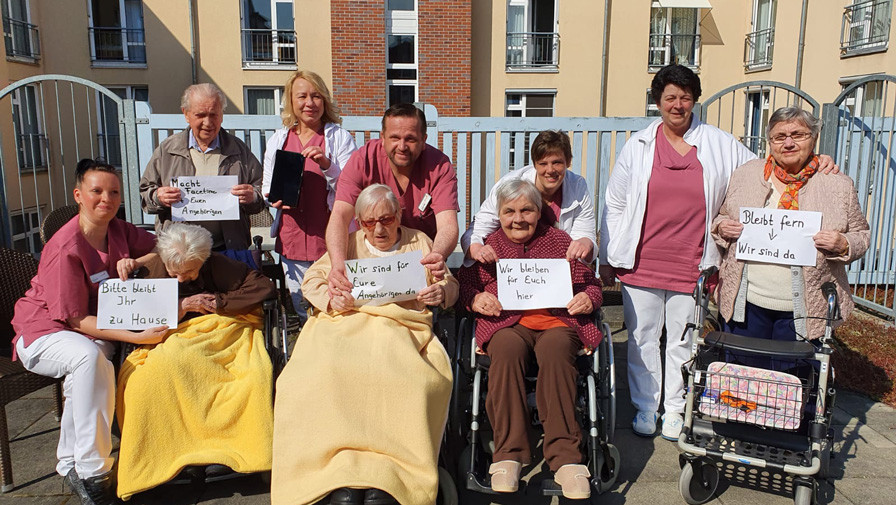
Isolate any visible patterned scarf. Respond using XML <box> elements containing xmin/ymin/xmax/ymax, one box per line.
<box><xmin>763</xmin><ymin>154</ymin><xmax>819</xmax><ymax>210</ymax></box>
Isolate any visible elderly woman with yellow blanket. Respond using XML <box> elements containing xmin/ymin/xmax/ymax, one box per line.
<box><xmin>116</xmin><ymin>223</ymin><xmax>276</xmax><ymax>500</ymax></box>
<box><xmin>272</xmin><ymin>184</ymin><xmax>457</xmax><ymax>505</ymax></box>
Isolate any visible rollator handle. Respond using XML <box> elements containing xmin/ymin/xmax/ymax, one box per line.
<box><xmin>821</xmin><ymin>282</ymin><xmax>837</xmax><ymax>300</ymax></box>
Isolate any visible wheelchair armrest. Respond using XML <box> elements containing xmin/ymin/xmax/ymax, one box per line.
<box><xmin>703</xmin><ymin>331</ymin><xmax>818</xmax><ymax>359</ymax></box>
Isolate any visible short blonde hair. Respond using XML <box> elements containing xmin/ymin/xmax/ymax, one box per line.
<box><xmin>156</xmin><ymin>223</ymin><xmax>212</xmax><ymax>270</ymax></box>
<box><xmin>280</xmin><ymin>70</ymin><xmax>342</xmax><ymax>127</ymax></box>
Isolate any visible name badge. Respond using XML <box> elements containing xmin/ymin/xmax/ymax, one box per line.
<box><xmin>90</xmin><ymin>271</ymin><xmax>110</xmax><ymax>284</ymax></box>
<box><xmin>417</xmin><ymin>193</ymin><xmax>432</xmax><ymax>213</ymax></box>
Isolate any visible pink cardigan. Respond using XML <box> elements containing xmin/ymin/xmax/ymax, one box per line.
<box><xmin>711</xmin><ymin>159</ymin><xmax>870</xmax><ymax>338</ymax></box>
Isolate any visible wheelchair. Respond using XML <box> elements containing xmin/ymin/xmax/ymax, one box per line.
<box><xmin>676</xmin><ymin>268</ymin><xmax>838</xmax><ymax>505</ymax></box>
<box><xmin>446</xmin><ymin>309</ymin><xmax>619</xmax><ymax>497</ymax></box>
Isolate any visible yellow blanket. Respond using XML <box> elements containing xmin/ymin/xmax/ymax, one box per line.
<box><xmin>116</xmin><ymin>313</ymin><xmax>273</xmax><ymax>499</ymax></box>
<box><xmin>271</xmin><ymin>304</ymin><xmax>452</xmax><ymax>505</ymax></box>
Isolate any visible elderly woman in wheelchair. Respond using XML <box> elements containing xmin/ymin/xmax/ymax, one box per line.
<box><xmin>457</xmin><ymin>178</ymin><xmax>605</xmax><ymax>499</ymax></box>
<box><xmin>115</xmin><ymin>223</ymin><xmax>277</xmax><ymax>500</ymax></box>
<box><xmin>271</xmin><ymin>184</ymin><xmax>458</xmax><ymax>505</ymax></box>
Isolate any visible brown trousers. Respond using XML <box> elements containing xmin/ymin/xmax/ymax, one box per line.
<box><xmin>485</xmin><ymin>324</ymin><xmax>582</xmax><ymax>471</ymax></box>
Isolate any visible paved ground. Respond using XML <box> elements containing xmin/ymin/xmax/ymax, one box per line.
<box><xmin>2</xmin><ymin>305</ymin><xmax>895</xmax><ymax>505</ymax></box>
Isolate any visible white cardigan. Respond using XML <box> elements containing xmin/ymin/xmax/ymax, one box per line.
<box><xmin>262</xmin><ymin>122</ymin><xmax>357</xmax><ymax>211</ymax></box>
<box><xmin>460</xmin><ymin>164</ymin><xmax>597</xmax><ymax>266</ymax></box>
<box><xmin>599</xmin><ymin>116</ymin><xmax>756</xmax><ymax>271</ymax></box>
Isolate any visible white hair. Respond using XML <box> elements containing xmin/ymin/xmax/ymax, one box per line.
<box><xmin>496</xmin><ymin>178</ymin><xmax>543</xmax><ymax>212</ymax></box>
<box><xmin>181</xmin><ymin>83</ymin><xmax>228</xmax><ymax>112</ymax></box>
<box><xmin>355</xmin><ymin>184</ymin><xmax>401</xmax><ymax>219</ymax></box>
<box><xmin>156</xmin><ymin>223</ymin><xmax>212</xmax><ymax>270</ymax></box>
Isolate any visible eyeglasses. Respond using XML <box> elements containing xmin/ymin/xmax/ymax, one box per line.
<box><xmin>769</xmin><ymin>132</ymin><xmax>813</xmax><ymax>144</ymax></box>
<box><xmin>358</xmin><ymin>215</ymin><xmax>397</xmax><ymax>230</ymax></box>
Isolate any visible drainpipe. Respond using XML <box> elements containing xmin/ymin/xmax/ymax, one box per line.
<box><xmin>795</xmin><ymin>0</ymin><xmax>808</xmax><ymax>90</ymax></box>
<box><xmin>189</xmin><ymin>0</ymin><xmax>198</xmax><ymax>84</ymax></box>
<box><xmin>599</xmin><ymin>0</ymin><xmax>611</xmax><ymax>116</ymax></box>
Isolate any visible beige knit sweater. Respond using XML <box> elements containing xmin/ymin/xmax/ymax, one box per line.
<box><xmin>711</xmin><ymin>158</ymin><xmax>870</xmax><ymax>339</ymax></box>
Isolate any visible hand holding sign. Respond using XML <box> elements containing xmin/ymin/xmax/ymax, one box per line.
<box><xmin>496</xmin><ymin>258</ymin><xmax>573</xmax><ymax>311</ymax></box>
<box><xmin>345</xmin><ymin>250</ymin><xmax>428</xmax><ymax>306</ymax></box>
<box><xmin>736</xmin><ymin>207</ymin><xmax>822</xmax><ymax>266</ymax></box>
<box><xmin>97</xmin><ymin>278</ymin><xmax>179</xmax><ymax>330</ymax></box>
<box><xmin>172</xmin><ymin>176</ymin><xmax>239</xmax><ymax>222</ymax></box>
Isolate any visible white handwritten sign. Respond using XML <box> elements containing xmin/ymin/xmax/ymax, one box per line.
<box><xmin>97</xmin><ymin>278</ymin><xmax>179</xmax><ymax>330</ymax></box>
<box><xmin>736</xmin><ymin>207</ymin><xmax>822</xmax><ymax>266</ymax></box>
<box><xmin>345</xmin><ymin>250</ymin><xmax>427</xmax><ymax>306</ymax></box>
<box><xmin>171</xmin><ymin>175</ymin><xmax>239</xmax><ymax>222</ymax></box>
<box><xmin>496</xmin><ymin>258</ymin><xmax>573</xmax><ymax>311</ymax></box>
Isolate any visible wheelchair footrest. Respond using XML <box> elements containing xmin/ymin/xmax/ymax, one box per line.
<box><xmin>541</xmin><ymin>479</ymin><xmax>564</xmax><ymax>496</ymax></box>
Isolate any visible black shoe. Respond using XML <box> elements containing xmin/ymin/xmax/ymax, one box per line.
<box><xmin>363</xmin><ymin>488</ymin><xmax>397</xmax><ymax>505</ymax></box>
<box><xmin>329</xmin><ymin>487</ymin><xmax>365</xmax><ymax>505</ymax></box>
<box><xmin>64</xmin><ymin>468</ymin><xmax>116</xmax><ymax>505</ymax></box>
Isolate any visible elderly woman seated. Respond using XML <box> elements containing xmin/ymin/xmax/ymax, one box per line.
<box><xmin>457</xmin><ymin>178</ymin><xmax>603</xmax><ymax>499</ymax></box>
<box><xmin>116</xmin><ymin>223</ymin><xmax>276</xmax><ymax>500</ymax></box>
<box><xmin>713</xmin><ymin>106</ymin><xmax>870</xmax><ymax>363</ymax></box>
<box><xmin>271</xmin><ymin>184</ymin><xmax>458</xmax><ymax>505</ymax></box>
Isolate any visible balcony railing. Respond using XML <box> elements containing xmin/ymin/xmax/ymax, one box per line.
<box><xmin>506</xmin><ymin>32</ymin><xmax>560</xmax><ymax>70</ymax></box>
<box><xmin>88</xmin><ymin>27</ymin><xmax>146</xmax><ymax>64</ymax></box>
<box><xmin>241</xmin><ymin>28</ymin><xmax>296</xmax><ymax>66</ymax></box>
<box><xmin>744</xmin><ymin>28</ymin><xmax>774</xmax><ymax>69</ymax></box>
<box><xmin>648</xmin><ymin>33</ymin><xmax>700</xmax><ymax>69</ymax></box>
<box><xmin>3</xmin><ymin>17</ymin><xmax>40</xmax><ymax>60</ymax></box>
<box><xmin>97</xmin><ymin>133</ymin><xmax>122</xmax><ymax>167</ymax></box>
<box><xmin>841</xmin><ymin>0</ymin><xmax>892</xmax><ymax>55</ymax></box>
<box><xmin>16</xmin><ymin>133</ymin><xmax>47</xmax><ymax>171</ymax></box>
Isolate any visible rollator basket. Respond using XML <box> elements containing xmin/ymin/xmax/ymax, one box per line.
<box><xmin>697</xmin><ymin>362</ymin><xmax>804</xmax><ymax>430</ymax></box>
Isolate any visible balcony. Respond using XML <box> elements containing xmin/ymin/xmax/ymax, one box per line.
<box><xmin>97</xmin><ymin>133</ymin><xmax>122</xmax><ymax>167</ymax></box>
<box><xmin>241</xmin><ymin>28</ymin><xmax>296</xmax><ymax>68</ymax></box>
<box><xmin>744</xmin><ymin>28</ymin><xmax>774</xmax><ymax>70</ymax></box>
<box><xmin>648</xmin><ymin>33</ymin><xmax>700</xmax><ymax>70</ymax></box>
<box><xmin>841</xmin><ymin>0</ymin><xmax>891</xmax><ymax>56</ymax></box>
<box><xmin>3</xmin><ymin>17</ymin><xmax>40</xmax><ymax>61</ymax></box>
<box><xmin>506</xmin><ymin>32</ymin><xmax>559</xmax><ymax>71</ymax></box>
<box><xmin>88</xmin><ymin>27</ymin><xmax>146</xmax><ymax>65</ymax></box>
<box><xmin>16</xmin><ymin>133</ymin><xmax>48</xmax><ymax>171</ymax></box>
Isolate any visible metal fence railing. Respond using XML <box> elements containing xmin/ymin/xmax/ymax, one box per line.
<box><xmin>505</xmin><ymin>32</ymin><xmax>559</xmax><ymax>69</ymax></box>
<box><xmin>648</xmin><ymin>33</ymin><xmax>700</xmax><ymax>69</ymax></box>
<box><xmin>744</xmin><ymin>28</ymin><xmax>774</xmax><ymax>70</ymax></box>
<box><xmin>241</xmin><ymin>28</ymin><xmax>296</xmax><ymax>66</ymax></box>
<box><xmin>96</xmin><ymin>133</ymin><xmax>121</xmax><ymax>167</ymax></box>
<box><xmin>2</xmin><ymin>16</ymin><xmax>40</xmax><ymax>60</ymax></box>
<box><xmin>841</xmin><ymin>0</ymin><xmax>892</xmax><ymax>55</ymax></box>
<box><xmin>88</xmin><ymin>27</ymin><xmax>146</xmax><ymax>64</ymax></box>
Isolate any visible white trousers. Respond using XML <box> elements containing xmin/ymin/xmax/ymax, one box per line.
<box><xmin>16</xmin><ymin>332</ymin><xmax>116</xmax><ymax>478</ymax></box>
<box><xmin>622</xmin><ymin>283</ymin><xmax>695</xmax><ymax>415</ymax></box>
<box><xmin>282</xmin><ymin>257</ymin><xmax>312</xmax><ymax>323</ymax></box>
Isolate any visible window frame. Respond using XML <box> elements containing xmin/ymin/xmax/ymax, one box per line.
<box><xmin>243</xmin><ymin>86</ymin><xmax>284</xmax><ymax>115</ymax></box>
<box><xmin>87</xmin><ymin>0</ymin><xmax>147</xmax><ymax>67</ymax></box>
<box><xmin>10</xmin><ymin>206</ymin><xmax>42</xmax><ymax>255</ymax></box>
<box><xmin>386</xmin><ymin>0</ymin><xmax>418</xmax><ymax>106</ymax></box>
<box><xmin>504</xmin><ymin>89</ymin><xmax>556</xmax><ymax>168</ymax></box>
<box><xmin>647</xmin><ymin>3</ymin><xmax>701</xmax><ymax>72</ymax></box>
<box><xmin>240</xmin><ymin>0</ymin><xmax>297</xmax><ymax>68</ymax></box>
<box><xmin>744</xmin><ymin>0</ymin><xmax>776</xmax><ymax>71</ymax></box>
<box><xmin>840</xmin><ymin>0</ymin><xmax>892</xmax><ymax>57</ymax></box>
<box><xmin>11</xmin><ymin>84</ymin><xmax>47</xmax><ymax>173</ymax></box>
<box><xmin>2</xmin><ymin>0</ymin><xmax>40</xmax><ymax>61</ymax></box>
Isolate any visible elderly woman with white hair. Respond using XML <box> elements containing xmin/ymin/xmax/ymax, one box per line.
<box><xmin>713</xmin><ymin>106</ymin><xmax>869</xmax><ymax>350</ymax></box>
<box><xmin>115</xmin><ymin>223</ymin><xmax>276</xmax><ymax>500</ymax></box>
<box><xmin>271</xmin><ymin>184</ymin><xmax>457</xmax><ymax>505</ymax></box>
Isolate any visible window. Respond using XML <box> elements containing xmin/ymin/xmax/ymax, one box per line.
<box><xmin>645</xmin><ymin>89</ymin><xmax>661</xmax><ymax>117</ymax></box>
<box><xmin>241</xmin><ymin>0</ymin><xmax>296</xmax><ymax>67</ymax></box>
<box><xmin>88</xmin><ymin>0</ymin><xmax>145</xmax><ymax>65</ymax></box>
<box><xmin>744</xmin><ymin>0</ymin><xmax>775</xmax><ymax>70</ymax></box>
<box><xmin>840</xmin><ymin>77</ymin><xmax>884</xmax><ymax>117</ymax></box>
<box><xmin>506</xmin><ymin>0</ymin><xmax>559</xmax><ymax>70</ymax></box>
<box><xmin>245</xmin><ymin>87</ymin><xmax>283</xmax><ymax>115</ymax></box>
<box><xmin>10</xmin><ymin>208</ymin><xmax>42</xmax><ymax>255</ymax></box>
<box><xmin>2</xmin><ymin>0</ymin><xmax>39</xmax><ymax>60</ymax></box>
<box><xmin>386</xmin><ymin>1</ymin><xmax>418</xmax><ymax>106</ymax></box>
<box><xmin>505</xmin><ymin>91</ymin><xmax>555</xmax><ymax>168</ymax></box>
<box><xmin>841</xmin><ymin>0</ymin><xmax>892</xmax><ymax>56</ymax></box>
<box><xmin>648</xmin><ymin>3</ymin><xmax>700</xmax><ymax>70</ymax></box>
<box><xmin>11</xmin><ymin>84</ymin><xmax>46</xmax><ymax>171</ymax></box>
<box><xmin>744</xmin><ymin>89</ymin><xmax>770</xmax><ymax>156</ymax></box>
<box><xmin>97</xmin><ymin>86</ymin><xmax>148</xmax><ymax>167</ymax></box>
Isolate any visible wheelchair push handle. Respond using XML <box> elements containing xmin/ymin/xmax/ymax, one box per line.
<box><xmin>821</xmin><ymin>281</ymin><xmax>839</xmax><ymax>322</ymax></box>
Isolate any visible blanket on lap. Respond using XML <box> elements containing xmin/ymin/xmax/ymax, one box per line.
<box><xmin>116</xmin><ymin>312</ymin><xmax>273</xmax><ymax>499</ymax></box>
<box><xmin>271</xmin><ymin>303</ymin><xmax>452</xmax><ymax>505</ymax></box>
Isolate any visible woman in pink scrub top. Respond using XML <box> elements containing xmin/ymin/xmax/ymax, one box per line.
<box><xmin>262</xmin><ymin>70</ymin><xmax>357</xmax><ymax>323</ymax></box>
<box><xmin>11</xmin><ymin>159</ymin><xmax>166</xmax><ymax>505</ymax></box>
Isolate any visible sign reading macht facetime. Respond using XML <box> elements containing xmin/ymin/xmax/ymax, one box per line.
<box><xmin>171</xmin><ymin>175</ymin><xmax>239</xmax><ymax>221</ymax></box>
<box><xmin>346</xmin><ymin>250</ymin><xmax>427</xmax><ymax>306</ymax></box>
<box><xmin>496</xmin><ymin>258</ymin><xmax>573</xmax><ymax>310</ymax></box>
<box><xmin>97</xmin><ymin>278</ymin><xmax>179</xmax><ymax>330</ymax></box>
<box><xmin>736</xmin><ymin>207</ymin><xmax>822</xmax><ymax>266</ymax></box>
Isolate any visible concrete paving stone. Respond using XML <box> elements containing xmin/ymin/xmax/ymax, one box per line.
<box><xmin>834</xmin><ymin>393</ymin><xmax>896</xmax><ymax>417</ymax></box>
<box><xmin>607</xmin><ymin>479</ymin><xmax>722</xmax><ymax>505</ymax></box>
<box><xmin>5</xmin><ymin>397</ymin><xmax>56</xmax><ymax>441</ymax></box>
<box><xmin>835</xmin><ymin>420</ymin><xmax>896</xmax><ymax>449</ymax></box>
<box><xmin>831</xmin><ymin>437</ymin><xmax>896</xmax><ymax>479</ymax></box>
<box><xmin>0</xmin><ymin>497</ymin><xmax>70</xmax><ymax>505</ymax></box>
<box><xmin>829</xmin><ymin>477</ymin><xmax>896</xmax><ymax>505</ymax></box>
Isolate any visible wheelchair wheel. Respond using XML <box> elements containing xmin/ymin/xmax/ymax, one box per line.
<box><xmin>678</xmin><ymin>458</ymin><xmax>719</xmax><ymax>505</ymax></box>
<box><xmin>437</xmin><ymin>466</ymin><xmax>459</xmax><ymax>505</ymax></box>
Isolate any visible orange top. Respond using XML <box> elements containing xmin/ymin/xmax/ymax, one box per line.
<box><xmin>519</xmin><ymin>309</ymin><xmax>569</xmax><ymax>331</ymax></box>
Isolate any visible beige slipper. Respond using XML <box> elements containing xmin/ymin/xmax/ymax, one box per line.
<box><xmin>488</xmin><ymin>460</ymin><xmax>522</xmax><ymax>493</ymax></box>
<box><xmin>554</xmin><ymin>464</ymin><xmax>592</xmax><ymax>499</ymax></box>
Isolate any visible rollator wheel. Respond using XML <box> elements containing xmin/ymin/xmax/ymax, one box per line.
<box><xmin>594</xmin><ymin>444</ymin><xmax>620</xmax><ymax>495</ymax></box>
<box><xmin>793</xmin><ymin>482</ymin><xmax>815</xmax><ymax>505</ymax></box>
<box><xmin>437</xmin><ymin>467</ymin><xmax>459</xmax><ymax>505</ymax></box>
<box><xmin>817</xmin><ymin>436</ymin><xmax>833</xmax><ymax>479</ymax></box>
<box><xmin>678</xmin><ymin>458</ymin><xmax>719</xmax><ymax>505</ymax></box>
